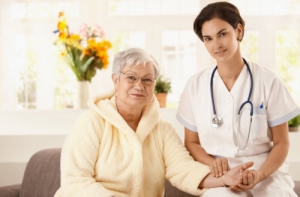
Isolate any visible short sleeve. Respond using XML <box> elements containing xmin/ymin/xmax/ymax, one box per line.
<box><xmin>266</xmin><ymin>73</ymin><xmax>300</xmax><ymax>127</ymax></box>
<box><xmin>176</xmin><ymin>77</ymin><xmax>198</xmax><ymax>132</ymax></box>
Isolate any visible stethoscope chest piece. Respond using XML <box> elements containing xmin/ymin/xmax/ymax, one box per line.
<box><xmin>211</xmin><ymin>116</ymin><xmax>222</xmax><ymax>128</ymax></box>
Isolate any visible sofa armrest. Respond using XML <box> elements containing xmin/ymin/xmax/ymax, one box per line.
<box><xmin>19</xmin><ymin>148</ymin><xmax>61</xmax><ymax>197</ymax></box>
<box><xmin>0</xmin><ymin>184</ymin><xmax>21</xmax><ymax>197</ymax></box>
<box><xmin>294</xmin><ymin>181</ymin><xmax>300</xmax><ymax>196</ymax></box>
<box><xmin>164</xmin><ymin>180</ymin><xmax>197</xmax><ymax>197</ymax></box>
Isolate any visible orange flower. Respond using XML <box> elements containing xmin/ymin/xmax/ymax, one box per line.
<box><xmin>83</xmin><ymin>48</ymin><xmax>90</xmax><ymax>56</ymax></box>
<box><xmin>58</xmin><ymin>12</ymin><xmax>64</xmax><ymax>17</ymax></box>
<box><xmin>54</xmin><ymin>12</ymin><xmax>112</xmax><ymax>82</ymax></box>
<box><xmin>58</xmin><ymin>32</ymin><xmax>67</xmax><ymax>39</ymax></box>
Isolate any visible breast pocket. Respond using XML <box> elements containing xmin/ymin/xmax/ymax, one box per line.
<box><xmin>251</xmin><ymin>108</ymin><xmax>269</xmax><ymax>142</ymax></box>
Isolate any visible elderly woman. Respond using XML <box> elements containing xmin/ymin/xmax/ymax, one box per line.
<box><xmin>54</xmin><ymin>47</ymin><xmax>253</xmax><ymax>197</ymax></box>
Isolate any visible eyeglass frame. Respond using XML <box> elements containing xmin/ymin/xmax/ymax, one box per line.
<box><xmin>119</xmin><ymin>71</ymin><xmax>156</xmax><ymax>86</ymax></box>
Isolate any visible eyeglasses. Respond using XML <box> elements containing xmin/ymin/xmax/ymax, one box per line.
<box><xmin>120</xmin><ymin>71</ymin><xmax>155</xmax><ymax>86</ymax></box>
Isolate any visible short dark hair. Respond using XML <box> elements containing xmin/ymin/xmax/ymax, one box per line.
<box><xmin>193</xmin><ymin>1</ymin><xmax>245</xmax><ymax>42</ymax></box>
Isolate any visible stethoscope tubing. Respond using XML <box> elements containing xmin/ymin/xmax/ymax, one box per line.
<box><xmin>238</xmin><ymin>62</ymin><xmax>254</xmax><ymax>116</ymax></box>
<box><xmin>210</xmin><ymin>58</ymin><xmax>254</xmax><ymax>119</ymax></box>
<box><xmin>210</xmin><ymin>67</ymin><xmax>218</xmax><ymax>116</ymax></box>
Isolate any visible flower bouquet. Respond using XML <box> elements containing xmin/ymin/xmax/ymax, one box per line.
<box><xmin>54</xmin><ymin>12</ymin><xmax>112</xmax><ymax>82</ymax></box>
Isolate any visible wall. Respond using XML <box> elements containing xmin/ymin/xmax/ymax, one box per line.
<box><xmin>0</xmin><ymin>109</ymin><xmax>299</xmax><ymax>187</ymax></box>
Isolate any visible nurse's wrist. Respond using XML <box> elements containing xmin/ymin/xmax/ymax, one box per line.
<box><xmin>257</xmin><ymin>170</ymin><xmax>267</xmax><ymax>182</ymax></box>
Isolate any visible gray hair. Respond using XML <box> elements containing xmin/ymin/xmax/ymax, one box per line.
<box><xmin>112</xmin><ymin>47</ymin><xmax>160</xmax><ymax>79</ymax></box>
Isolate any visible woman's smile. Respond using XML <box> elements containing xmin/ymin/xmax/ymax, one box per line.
<box><xmin>131</xmin><ymin>93</ymin><xmax>145</xmax><ymax>98</ymax></box>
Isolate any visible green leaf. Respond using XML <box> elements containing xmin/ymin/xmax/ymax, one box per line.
<box><xmin>82</xmin><ymin>56</ymin><xmax>95</xmax><ymax>73</ymax></box>
<box><xmin>69</xmin><ymin>47</ymin><xmax>81</xmax><ymax>74</ymax></box>
<box><xmin>94</xmin><ymin>60</ymin><xmax>103</xmax><ymax>69</ymax></box>
<box><xmin>85</xmin><ymin>69</ymin><xmax>96</xmax><ymax>82</ymax></box>
<box><xmin>154</xmin><ymin>75</ymin><xmax>172</xmax><ymax>94</ymax></box>
<box><xmin>69</xmin><ymin>65</ymin><xmax>82</xmax><ymax>81</ymax></box>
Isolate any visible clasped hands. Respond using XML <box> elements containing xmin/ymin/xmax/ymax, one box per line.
<box><xmin>210</xmin><ymin>158</ymin><xmax>259</xmax><ymax>192</ymax></box>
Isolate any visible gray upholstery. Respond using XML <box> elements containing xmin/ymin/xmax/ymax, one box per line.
<box><xmin>0</xmin><ymin>148</ymin><xmax>299</xmax><ymax>197</ymax></box>
<box><xmin>20</xmin><ymin>148</ymin><xmax>61</xmax><ymax>197</ymax></box>
<box><xmin>0</xmin><ymin>184</ymin><xmax>21</xmax><ymax>197</ymax></box>
<box><xmin>295</xmin><ymin>181</ymin><xmax>300</xmax><ymax>197</ymax></box>
<box><xmin>164</xmin><ymin>180</ymin><xmax>197</xmax><ymax>197</ymax></box>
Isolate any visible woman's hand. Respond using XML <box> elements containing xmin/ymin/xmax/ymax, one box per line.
<box><xmin>198</xmin><ymin>161</ymin><xmax>254</xmax><ymax>189</ymax></box>
<box><xmin>210</xmin><ymin>157</ymin><xmax>230</xmax><ymax>177</ymax></box>
<box><xmin>222</xmin><ymin>161</ymin><xmax>254</xmax><ymax>187</ymax></box>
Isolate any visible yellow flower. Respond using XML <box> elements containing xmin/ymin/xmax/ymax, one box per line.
<box><xmin>58</xmin><ymin>32</ymin><xmax>67</xmax><ymax>39</ymax></box>
<box><xmin>54</xmin><ymin>12</ymin><xmax>112</xmax><ymax>82</ymax></box>
<box><xmin>69</xmin><ymin>34</ymin><xmax>81</xmax><ymax>41</ymax></box>
<box><xmin>57</xmin><ymin>20</ymin><xmax>67</xmax><ymax>31</ymax></box>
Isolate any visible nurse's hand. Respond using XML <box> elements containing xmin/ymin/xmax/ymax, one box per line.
<box><xmin>210</xmin><ymin>158</ymin><xmax>229</xmax><ymax>177</ymax></box>
<box><xmin>230</xmin><ymin>170</ymin><xmax>256</xmax><ymax>192</ymax></box>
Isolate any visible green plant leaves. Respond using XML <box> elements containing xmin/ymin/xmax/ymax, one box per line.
<box><xmin>289</xmin><ymin>114</ymin><xmax>300</xmax><ymax>127</ymax></box>
<box><xmin>82</xmin><ymin>56</ymin><xmax>95</xmax><ymax>73</ymax></box>
<box><xmin>155</xmin><ymin>76</ymin><xmax>171</xmax><ymax>94</ymax></box>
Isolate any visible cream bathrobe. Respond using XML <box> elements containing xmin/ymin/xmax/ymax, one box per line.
<box><xmin>54</xmin><ymin>90</ymin><xmax>210</xmax><ymax>197</ymax></box>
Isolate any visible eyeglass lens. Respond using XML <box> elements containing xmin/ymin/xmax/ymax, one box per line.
<box><xmin>121</xmin><ymin>71</ymin><xmax>155</xmax><ymax>86</ymax></box>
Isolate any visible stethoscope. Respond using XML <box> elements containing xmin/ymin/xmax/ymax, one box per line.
<box><xmin>210</xmin><ymin>58</ymin><xmax>254</xmax><ymax>149</ymax></box>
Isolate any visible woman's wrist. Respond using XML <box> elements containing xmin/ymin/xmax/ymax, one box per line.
<box><xmin>219</xmin><ymin>174</ymin><xmax>229</xmax><ymax>187</ymax></box>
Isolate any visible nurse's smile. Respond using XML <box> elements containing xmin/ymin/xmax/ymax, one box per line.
<box><xmin>215</xmin><ymin>49</ymin><xmax>226</xmax><ymax>56</ymax></box>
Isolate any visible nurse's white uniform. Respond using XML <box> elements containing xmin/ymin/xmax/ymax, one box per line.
<box><xmin>177</xmin><ymin>62</ymin><xmax>300</xmax><ymax>197</ymax></box>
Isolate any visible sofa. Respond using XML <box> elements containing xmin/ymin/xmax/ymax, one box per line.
<box><xmin>0</xmin><ymin>148</ymin><xmax>299</xmax><ymax>197</ymax></box>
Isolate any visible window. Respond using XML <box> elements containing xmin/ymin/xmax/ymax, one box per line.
<box><xmin>240</xmin><ymin>31</ymin><xmax>259</xmax><ymax>63</ymax></box>
<box><xmin>54</xmin><ymin>59</ymin><xmax>76</xmax><ymax>109</ymax></box>
<box><xmin>11</xmin><ymin>2</ymin><xmax>79</xmax><ymax>19</ymax></box>
<box><xmin>232</xmin><ymin>0</ymin><xmax>300</xmax><ymax>15</ymax></box>
<box><xmin>111</xmin><ymin>31</ymin><xmax>146</xmax><ymax>53</ymax></box>
<box><xmin>15</xmin><ymin>34</ymin><xmax>37</xmax><ymax>109</ymax></box>
<box><xmin>1</xmin><ymin>0</ymin><xmax>300</xmax><ymax>110</ymax></box>
<box><xmin>275</xmin><ymin>30</ymin><xmax>300</xmax><ymax>106</ymax></box>
<box><xmin>1</xmin><ymin>1</ymin><xmax>80</xmax><ymax>109</ymax></box>
<box><xmin>161</xmin><ymin>30</ymin><xmax>198</xmax><ymax>107</ymax></box>
<box><xmin>108</xmin><ymin>0</ymin><xmax>200</xmax><ymax>15</ymax></box>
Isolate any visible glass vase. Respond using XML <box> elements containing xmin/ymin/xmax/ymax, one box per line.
<box><xmin>74</xmin><ymin>81</ymin><xmax>89</xmax><ymax>109</ymax></box>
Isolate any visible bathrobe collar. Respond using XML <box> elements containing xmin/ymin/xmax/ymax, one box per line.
<box><xmin>87</xmin><ymin>89</ymin><xmax>160</xmax><ymax>143</ymax></box>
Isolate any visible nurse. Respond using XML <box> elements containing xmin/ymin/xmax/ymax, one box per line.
<box><xmin>177</xmin><ymin>2</ymin><xmax>300</xmax><ymax>197</ymax></box>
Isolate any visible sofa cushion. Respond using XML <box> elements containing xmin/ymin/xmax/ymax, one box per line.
<box><xmin>0</xmin><ymin>184</ymin><xmax>21</xmax><ymax>197</ymax></box>
<box><xmin>20</xmin><ymin>148</ymin><xmax>61</xmax><ymax>197</ymax></box>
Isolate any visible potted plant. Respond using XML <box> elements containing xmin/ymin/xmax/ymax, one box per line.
<box><xmin>155</xmin><ymin>75</ymin><xmax>172</xmax><ymax>108</ymax></box>
<box><xmin>53</xmin><ymin>12</ymin><xmax>112</xmax><ymax>108</ymax></box>
<box><xmin>289</xmin><ymin>114</ymin><xmax>300</xmax><ymax>132</ymax></box>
